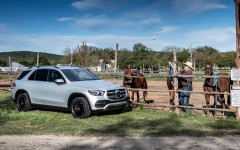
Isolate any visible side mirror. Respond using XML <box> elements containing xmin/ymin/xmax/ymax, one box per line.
<box><xmin>55</xmin><ymin>79</ymin><xmax>65</xmax><ymax>84</ymax></box>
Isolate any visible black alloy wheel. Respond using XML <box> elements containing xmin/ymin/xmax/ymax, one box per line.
<box><xmin>16</xmin><ymin>93</ymin><xmax>32</xmax><ymax>111</ymax></box>
<box><xmin>71</xmin><ymin>97</ymin><xmax>91</xmax><ymax>119</ymax></box>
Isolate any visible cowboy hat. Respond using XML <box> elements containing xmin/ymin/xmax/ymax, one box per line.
<box><xmin>184</xmin><ymin>61</ymin><xmax>193</xmax><ymax>69</ymax></box>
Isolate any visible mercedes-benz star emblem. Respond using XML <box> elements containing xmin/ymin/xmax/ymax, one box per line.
<box><xmin>115</xmin><ymin>90</ymin><xmax>121</xmax><ymax>98</ymax></box>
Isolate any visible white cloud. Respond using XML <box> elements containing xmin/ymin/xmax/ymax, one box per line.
<box><xmin>71</xmin><ymin>0</ymin><xmax>101</xmax><ymax>10</ymax></box>
<box><xmin>75</xmin><ymin>15</ymin><xmax>108</xmax><ymax>28</ymax></box>
<box><xmin>0</xmin><ymin>33</ymin><xmax>171</xmax><ymax>54</ymax></box>
<box><xmin>141</xmin><ymin>18</ymin><xmax>162</xmax><ymax>25</ymax></box>
<box><xmin>185</xmin><ymin>27</ymin><xmax>235</xmax><ymax>51</ymax></box>
<box><xmin>0</xmin><ymin>27</ymin><xmax>235</xmax><ymax>55</ymax></box>
<box><xmin>155</xmin><ymin>26</ymin><xmax>180</xmax><ymax>34</ymax></box>
<box><xmin>57</xmin><ymin>17</ymin><xmax>73</xmax><ymax>22</ymax></box>
<box><xmin>171</xmin><ymin>0</ymin><xmax>227</xmax><ymax>14</ymax></box>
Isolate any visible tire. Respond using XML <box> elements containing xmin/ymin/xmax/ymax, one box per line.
<box><xmin>16</xmin><ymin>93</ymin><xmax>32</xmax><ymax>112</ymax></box>
<box><xmin>70</xmin><ymin>97</ymin><xmax>91</xmax><ymax>119</ymax></box>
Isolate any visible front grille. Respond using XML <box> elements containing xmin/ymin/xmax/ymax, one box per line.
<box><xmin>95</xmin><ymin>100</ymin><xmax>127</xmax><ymax>107</ymax></box>
<box><xmin>107</xmin><ymin>89</ymin><xmax>126</xmax><ymax>100</ymax></box>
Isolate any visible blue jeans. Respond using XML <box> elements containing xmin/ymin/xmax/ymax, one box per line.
<box><xmin>179</xmin><ymin>86</ymin><xmax>192</xmax><ymax>112</ymax></box>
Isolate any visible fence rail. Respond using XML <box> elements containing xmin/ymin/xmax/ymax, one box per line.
<box><xmin>110</xmin><ymin>50</ymin><xmax>239</xmax><ymax>121</ymax></box>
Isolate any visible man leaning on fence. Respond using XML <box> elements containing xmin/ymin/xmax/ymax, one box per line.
<box><xmin>179</xmin><ymin>61</ymin><xmax>193</xmax><ymax>113</ymax></box>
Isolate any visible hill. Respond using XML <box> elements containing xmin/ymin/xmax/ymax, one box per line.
<box><xmin>0</xmin><ymin>51</ymin><xmax>63</xmax><ymax>63</ymax></box>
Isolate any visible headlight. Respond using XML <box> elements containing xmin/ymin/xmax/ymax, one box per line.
<box><xmin>88</xmin><ymin>90</ymin><xmax>105</xmax><ymax>96</ymax></box>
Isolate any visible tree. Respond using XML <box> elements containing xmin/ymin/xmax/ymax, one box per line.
<box><xmin>30</xmin><ymin>56</ymin><xmax>51</xmax><ymax>66</ymax></box>
<box><xmin>18</xmin><ymin>60</ymin><xmax>31</xmax><ymax>67</ymax></box>
<box><xmin>216</xmin><ymin>51</ymin><xmax>236</xmax><ymax>68</ymax></box>
<box><xmin>177</xmin><ymin>49</ymin><xmax>190</xmax><ymax>63</ymax></box>
<box><xmin>132</xmin><ymin>43</ymin><xmax>152</xmax><ymax>69</ymax></box>
<box><xmin>193</xmin><ymin>46</ymin><xmax>220</xmax><ymax>69</ymax></box>
<box><xmin>0</xmin><ymin>60</ymin><xmax>7</xmax><ymax>67</ymax></box>
<box><xmin>118</xmin><ymin>49</ymin><xmax>133</xmax><ymax>69</ymax></box>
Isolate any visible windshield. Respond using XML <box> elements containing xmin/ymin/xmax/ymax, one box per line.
<box><xmin>61</xmin><ymin>68</ymin><xmax>99</xmax><ymax>81</ymax></box>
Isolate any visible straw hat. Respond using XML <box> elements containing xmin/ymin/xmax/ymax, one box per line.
<box><xmin>184</xmin><ymin>61</ymin><xmax>193</xmax><ymax>69</ymax></box>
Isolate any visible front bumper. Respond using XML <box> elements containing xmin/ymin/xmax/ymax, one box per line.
<box><xmin>95</xmin><ymin>96</ymin><xmax>130</xmax><ymax>110</ymax></box>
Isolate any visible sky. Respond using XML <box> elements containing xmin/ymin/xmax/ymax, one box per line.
<box><xmin>0</xmin><ymin>0</ymin><xmax>236</xmax><ymax>55</ymax></box>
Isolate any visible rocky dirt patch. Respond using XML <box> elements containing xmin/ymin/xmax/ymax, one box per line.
<box><xmin>1</xmin><ymin>135</ymin><xmax>240</xmax><ymax>150</ymax></box>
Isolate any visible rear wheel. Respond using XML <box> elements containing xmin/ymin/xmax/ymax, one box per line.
<box><xmin>16</xmin><ymin>93</ymin><xmax>32</xmax><ymax>111</ymax></box>
<box><xmin>70</xmin><ymin>97</ymin><xmax>91</xmax><ymax>119</ymax></box>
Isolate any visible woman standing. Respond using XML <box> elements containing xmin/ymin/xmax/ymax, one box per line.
<box><xmin>179</xmin><ymin>61</ymin><xmax>193</xmax><ymax>112</ymax></box>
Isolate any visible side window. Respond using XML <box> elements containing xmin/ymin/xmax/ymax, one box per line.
<box><xmin>35</xmin><ymin>69</ymin><xmax>48</xmax><ymax>81</ymax></box>
<box><xmin>48</xmin><ymin>70</ymin><xmax>64</xmax><ymax>82</ymax></box>
<box><xmin>17</xmin><ymin>70</ymin><xmax>31</xmax><ymax>80</ymax></box>
<box><xmin>28</xmin><ymin>70</ymin><xmax>36</xmax><ymax>80</ymax></box>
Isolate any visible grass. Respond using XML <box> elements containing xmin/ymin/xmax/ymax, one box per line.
<box><xmin>1</xmin><ymin>92</ymin><xmax>240</xmax><ymax>136</ymax></box>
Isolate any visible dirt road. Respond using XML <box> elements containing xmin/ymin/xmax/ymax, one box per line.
<box><xmin>1</xmin><ymin>135</ymin><xmax>240</xmax><ymax>150</ymax></box>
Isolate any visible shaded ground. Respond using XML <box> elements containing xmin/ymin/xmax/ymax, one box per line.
<box><xmin>1</xmin><ymin>135</ymin><xmax>240</xmax><ymax>150</ymax></box>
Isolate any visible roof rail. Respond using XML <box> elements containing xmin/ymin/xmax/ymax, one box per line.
<box><xmin>36</xmin><ymin>65</ymin><xmax>55</xmax><ymax>68</ymax></box>
<box><xmin>56</xmin><ymin>64</ymin><xmax>82</xmax><ymax>68</ymax></box>
<box><xmin>27</xmin><ymin>65</ymin><xmax>56</xmax><ymax>69</ymax></box>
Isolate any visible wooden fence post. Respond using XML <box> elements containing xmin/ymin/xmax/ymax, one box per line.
<box><xmin>236</xmin><ymin>108</ymin><xmax>240</xmax><ymax>121</ymax></box>
<box><xmin>159</xmin><ymin>64</ymin><xmax>161</xmax><ymax>76</ymax></box>
<box><xmin>37</xmin><ymin>52</ymin><xmax>39</xmax><ymax>66</ymax></box>
<box><xmin>173</xmin><ymin>50</ymin><xmax>180</xmax><ymax>114</ymax></box>
<box><xmin>9</xmin><ymin>56</ymin><xmax>12</xmax><ymax>88</ymax></box>
<box><xmin>143</xmin><ymin>64</ymin><xmax>144</xmax><ymax>74</ymax></box>
<box><xmin>114</xmin><ymin>43</ymin><xmax>118</xmax><ymax>83</ymax></box>
<box><xmin>70</xmin><ymin>52</ymin><xmax>73</xmax><ymax>65</ymax></box>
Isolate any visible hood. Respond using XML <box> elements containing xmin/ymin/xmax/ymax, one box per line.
<box><xmin>69</xmin><ymin>80</ymin><xmax>125</xmax><ymax>91</ymax></box>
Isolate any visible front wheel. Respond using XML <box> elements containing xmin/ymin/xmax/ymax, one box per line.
<box><xmin>70</xmin><ymin>97</ymin><xmax>91</xmax><ymax>119</ymax></box>
<box><xmin>16</xmin><ymin>93</ymin><xmax>32</xmax><ymax>111</ymax></box>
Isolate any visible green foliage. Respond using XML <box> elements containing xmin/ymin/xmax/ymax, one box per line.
<box><xmin>30</xmin><ymin>56</ymin><xmax>51</xmax><ymax>66</ymax></box>
<box><xmin>0</xmin><ymin>60</ymin><xmax>7</xmax><ymax>67</ymax></box>
<box><xmin>18</xmin><ymin>60</ymin><xmax>31</xmax><ymax>67</ymax></box>
<box><xmin>62</xmin><ymin>44</ymin><xmax>236</xmax><ymax>70</ymax></box>
<box><xmin>0</xmin><ymin>51</ymin><xmax>63</xmax><ymax>65</ymax></box>
<box><xmin>194</xmin><ymin>46</ymin><xmax>220</xmax><ymax>69</ymax></box>
<box><xmin>177</xmin><ymin>49</ymin><xmax>190</xmax><ymax>63</ymax></box>
<box><xmin>216</xmin><ymin>51</ymin><xmax>236</xmax><ymax>68</ymax></box>
<box><xmin>17</xmin><ymin>56</ymin><xmax>51</xmax><ymax>66</ymax></box>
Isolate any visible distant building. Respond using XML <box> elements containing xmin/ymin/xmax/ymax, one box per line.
<box><xmin>89</xmin><ymin>65</ymin><xmax>102</xmax><ymax>72</ymax></box>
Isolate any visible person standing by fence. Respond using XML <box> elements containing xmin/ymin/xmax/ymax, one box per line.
<box><xmin>179</xmin><ymin>61</ymin><xmax>193</xmax><ymax>113</ymax></box>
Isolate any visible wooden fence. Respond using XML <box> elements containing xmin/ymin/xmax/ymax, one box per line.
<box><xmin>111</xmin><ymin>50</ymin><xmax>240</xmax><ymax>121</ymax></box>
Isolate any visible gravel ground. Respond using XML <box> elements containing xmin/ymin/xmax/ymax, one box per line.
<box><xmin>1</xmin><ymin>135</ymin><xmax>240</xmax><ymax>150</ymax></box>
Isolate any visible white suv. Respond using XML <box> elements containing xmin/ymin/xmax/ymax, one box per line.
<box><xmin>12</xmin><ymin>66</ymin><xmax>129</xmax><ymax>118</ymax></box>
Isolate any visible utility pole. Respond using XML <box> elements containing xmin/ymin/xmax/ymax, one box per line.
<box><xmin>235</xmin><ymin>0</ymin><xmax>240</xmax><ymax>121</ymax></box>
<box><xmin>188</xmin><ymin>43</ymin><xmax>193</xmax><ymax>64</ymax></box>
<box><xmin>235</xmin><ymin>0</ymin><xmax>240</xmax><ymax>70</ymax></box>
